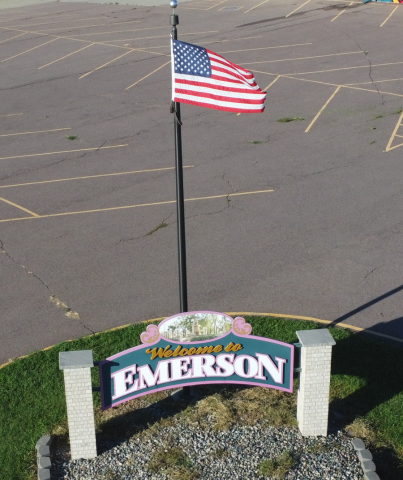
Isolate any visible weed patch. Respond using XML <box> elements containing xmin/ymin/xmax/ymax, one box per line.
<box><xmin>259</xmin><ymin>451</ymin><xmax>296</xmax><ymax>479</ymax></box>
<box><xmin>277</xmin><ymin>117</ymin><xmax>304</xmax><ymax>123</ymax></box>
<box><xmin>148</xmin><ymin>447</ymin><xmax>199</xmax><ymax>479</ymax></box>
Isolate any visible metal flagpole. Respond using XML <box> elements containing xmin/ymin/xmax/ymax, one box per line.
<box><xmin>170</xmin><ymin>0</ymin><xmax>191</xmax><ymax>397</ymax></box>
<box><xmin>170</xmin><ymin>0</ymin><xmax>188</xmax><ymax>314</ymax></box>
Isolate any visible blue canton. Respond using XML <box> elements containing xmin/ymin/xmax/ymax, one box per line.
<box><xmin>173</xmin><ymin>40</ymin><xmax>212</xmax><ymax>78</ymax></box>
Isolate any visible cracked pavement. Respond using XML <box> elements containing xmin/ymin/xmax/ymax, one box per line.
<box><xmin>1</xmin><ymin>0</ymin><xmax>403</xmax><ymax>365</ymax></box>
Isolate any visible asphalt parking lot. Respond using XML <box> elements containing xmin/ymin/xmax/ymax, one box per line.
<box><xmin>1</xmin><ymin>0</ymin><xmax>403</xmax><ymax>364</ymax></box>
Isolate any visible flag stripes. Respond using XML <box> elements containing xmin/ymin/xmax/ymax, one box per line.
<box><xmin>172</xmin><ymin>40</ymin><xmax>266</xmax><ymax>113</ymax></box>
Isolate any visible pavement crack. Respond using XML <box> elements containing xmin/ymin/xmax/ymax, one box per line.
<box><xmin>363</xmin><ymin>266</ymin><xmax>378</xmax><ymax>281</ymax></box>
<box><xmin>117</xmin><ymin>212</ymin><xmax>174</xmax><ymax>244</ymax></box>
<box><xmin>346</xmin><ymin>35</ymin><xmax>385</xmax><ymax>105</ymax></box>
<box><xmin>0</xmin><ymin>239</ymin><xmax>89</xmax><ymax>330</ymax></box>
<box><xmin>222</xmin><ymin>171</ymin><xmax>235</xmax><ymax>193</ymax></box>
<box><xmin>185</xmin><ymin>194</ymin><xmax>235</xmax><ymax>221</ymax></box>
<box><xmin>0</xmin><ymin>238</ymin><xmax>50</xmax><ymax>290</ymax></box>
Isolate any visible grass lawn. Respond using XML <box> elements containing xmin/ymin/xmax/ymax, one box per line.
<box><xmin>1</xmin><ymin>315</ymin><xmax>402</xmax><ymax>480</ymax></box>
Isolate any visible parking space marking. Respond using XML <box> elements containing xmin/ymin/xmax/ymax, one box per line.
<box><xmin>279</xmin><ymin>74</ymin><xmax>338</xmax><ymax>88</ymax></box>
<box><xmin>181</xmin><ymin>0</ymin><xmax>218</xmax><ymax>10</ymax></box>
<box><xmin>37</xmin><ymin>23</ymin><xmax>119</xmax><ymax>33</ymax></box>
<box><xmin>0</xmin><ymin>196</ymin><xmax>40</xmax><ymax>217</ymax></box>
<box><xmin>243</xmin><ymin>51</ymin><xmax>363</xmax><ymax>66</ymax></box>
<box><xmin>0</xmin><ymin>190</ymin><xmax>274</xmax><ymax>224</ymax></box>
<box><xmin>5</xmin><ymin>17</ymin><xmax>105</xmax><ymax>29</ymax></box>
<box><xmin>38</xmin><ymin>44</ymin><xmax>94</xmax><ymax>69</ymax></box>
<box><xmin>345</xmin><ymin>77</ymin><xmax>403</xmax><ymax>85</ymax></box>
<box><xmin>207</xmin><ymin>0</ymin><xmax>232</xmax><ymax>9</ymax></box>
<box><xmin>331</xmin><ymin>2</ymin><xmax>353</xmax><ymax>21</ymax></box>
<box><xmin>305</xmin><ymin>86</ymin><xmax>341</xmax><ymax>132</ymax></box>
<box><xmin>385</xmin><ymin>111</ymin><xmax>403</xmax><ymax>152</ymax></box>
<box><xmin>66</xmin><ymin>27</ymin><xmax>162</xmax><ymax>38</ymax></box>
<box><xmin>0</xmin><ymin>128</ymin><xmax>71</xmax><ymax>138</ymax></box>
<box><xmin>286</xmin><ymin>60</ymin><xmax>403</xmax><ymax>76</ymax></box>
<box><xmin>1</xmin><ymin>37</ymin><xmax>59</xmax><ymax>63</ymax></box>
<box><xmin>123</xmin><ymin>35</ymin><xmax>265</xmax><ymax>51</ymax></box>
<box><xmin>0</xmin><ymin>26</ymin><xmax>136</xmax><ymax>53</ymax></box>
<box><xmin>325</xmin><ymin>0</ymin><xmax>361</xmax><ymax>3</ymax></box>
<box><xmin>79</xmin><ymin>49</ymin><xmax>136</xmax><ymax>79</ymax></box>
<box><xmin>346</xmin><ymin>85</ymin><xmax>403</xmax><ymax>98</ymax></box>
<box><xmin>0</xmin><ymin>145</ymin><xmax>127</xmax><ymax>162</ymax></box>
<box><xmin>102</xmin><ymin>31</ymin><xmax>218</xmax><ymax>44</ymax></box>
<box><xmin>125</xmin><ymin>60</ymin><xmax>171</xmax><ymax>91</ymax></box>
<box><xmin>38</xmin><ymin>20</ymin><xmax>141</xmax><ymax>33</ymax></box>
<box><xmin>380</xmin><ymin>5</ymin><xmax>398</xmax><ymax>27</ymax></box>
<box><xmin>0</xmin><ymin>32</ymin><xmax>27</xmax><ymax>44</ymax></box>
<box><xmin>263</xmin><ymin>75</ymin><xmax>282</xmax><ymax>91</ymax></box>
<box><xmin>0</xmin><ymin>166</ymin><xmax>194</xmax><ymax>189</ymax></box>
<box><xmin>0</xmin><ymin>25</ymin><xmax>215</xmax><ymax>55</ymax></box>
<box><xmin>0</xmin><ymin>27</ymin><xmax>50</xmax><ymax>38</ymax></box>
<box><xmin>129</xmin><ymin>35</ymin><xmax>266</xmax><ymax>52</ymax></box>
<box><xmin>0</xmin><ymin>113</ymin><xmax>23</xmax><ymax>118</ymax></box>
<box><xmin>244</xmin><ymin>0</ymin><xmax>271</xmax><ymax>14</ymax></box>
<box><xmin>217</xmin><ymin>42</ymin><xmax>312</xmax><ymax>54</ymax></box>
<box><xmin>255</xmin><ymin>69</ymin><xmax>403</xmax><ymax>98</ymax></box>
<box><xmin>285</xmin><ymin>0</ymin><xmax>311</xmax><ymax>17</ymax></box>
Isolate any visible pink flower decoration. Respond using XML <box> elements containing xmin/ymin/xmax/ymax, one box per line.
<box><xmin>140</xmin><ymin>325</ymin><xmax>160</xmax><ymax>344</ymax></box>
<box><xmin>232</xmin><ymin>317</ymin><xmax>252</xmax><ymax>336</ymax></box>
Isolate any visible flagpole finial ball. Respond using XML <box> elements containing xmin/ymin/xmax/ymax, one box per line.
<box><xmin>170</xmin><ymin>0</ymin><xmax>178</xmax><ymax>8</ymax></box>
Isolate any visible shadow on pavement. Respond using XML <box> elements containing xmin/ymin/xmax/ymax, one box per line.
<box><xmin>329</xmin><ymin>331</ymin><xmax>403</xmax><ymax>480</ymax></box>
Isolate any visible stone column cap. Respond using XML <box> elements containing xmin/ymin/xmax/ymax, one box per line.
<box><xmin>296</xmin><ymin>329</ymin><xmax>336</xmax><ymax>347</ymax></box>
<box><xmin>59</xmin><ymin>350</ymin><xmax>94</xmax><ymax>369</ymax></box>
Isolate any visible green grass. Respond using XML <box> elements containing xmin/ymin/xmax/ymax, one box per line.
<box><xmin>1</xmin><ymin>316</ymin><xmax>403</xmax><ymax>479</ymax></box>
<box><xmin>277</xmin><ymin>117</ymin><xmax>304</xmax><ymax>123</ymax></box>
<box><xmin>259</xmin><ymin>451</ymin><xmax>296</xmax><ymax>479</ymax></box>
<box><xmin>148</xmin><ymin>447</ymin><xmax>198</xmax><ymax>479</ymax></box>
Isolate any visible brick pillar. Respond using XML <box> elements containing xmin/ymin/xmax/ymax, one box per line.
<box><xmin>59</xmin><ymin>350</ymin><xmax>97</xmax><ymax>460</ymax></box>
<box><xmin>296</xmin><ymin>329</ymin><xmax>336</xmax><ymax>437</ymax></box>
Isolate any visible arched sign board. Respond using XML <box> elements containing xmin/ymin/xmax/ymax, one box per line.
<box><xmin>99</xmin><ymin>312</ymin><xmax>294</xmax><ymax>410</ymax></box>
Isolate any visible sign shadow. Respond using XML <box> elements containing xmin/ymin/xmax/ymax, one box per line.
<box><xmin>329</xmin><ymin>332</ymin><xmax>403</xmax><ymax>479</ymax></box>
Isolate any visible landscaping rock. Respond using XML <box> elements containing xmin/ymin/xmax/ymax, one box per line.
<box><xmin>351</xmin><ymin>438</ymin><xmax>365</xmax><ymax>450</ymax></box>
<box><xmin>358</xmin><ymin>449</ymin><xmax>373</xmax><ymax>461</ymax></box>
<box><xmin>38</xmin><ymin>468</ymin><xmax>51</xmax><ymax>480</ymax></box>
<box><xmin>36</xmin><ymin>445</ymin><xmax>50</xmax><ymax>457</ymax></box>
<box><xmin>53</xmin><ymin>424</ymin><xmax>365</xmax><ymax>480</ymax></box>
<box><xmin>364</xmin><ymin>472</ymin><xmax>380</xmax><ymax>480</ymax></box>
<box><xmin>36</xmin><ymin>436</ymin><xmax>53</xmax><ymax>447</ymax></box>
<box><xmin>37</xmin><ymin>456</ymin><xmax>52</xmax><ymax>469</ymax></box>
<box><xmin>362</xmin><ymin>460</ymin><xmax>376</xmax><ymax>472</ymax></box>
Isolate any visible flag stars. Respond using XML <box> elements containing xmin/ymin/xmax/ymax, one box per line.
<box><xmin>173</xmin><ymin>40</ymin><xmax>212</xmax><ymax>78</ymax></box>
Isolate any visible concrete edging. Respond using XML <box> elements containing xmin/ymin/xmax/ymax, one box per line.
<box><xmin>36</xmin><ymin>435</ymin><xmax>53</xmax><ymax>480</ymax></box>
<box><xmin>352</xmin><ymin>438</ymin><xmax>380</xmax><ymax>480</ymax></box>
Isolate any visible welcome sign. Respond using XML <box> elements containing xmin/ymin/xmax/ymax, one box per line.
<box><xmin>99</xmin><ymin>312</ymin><xmax>294</xmax><ymax>410</ymax></box>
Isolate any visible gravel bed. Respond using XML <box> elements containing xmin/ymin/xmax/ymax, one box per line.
<box><xmin>53</xmin><ymin>422</ymin><xmax>364</xmax><ymax>480</ymax></box>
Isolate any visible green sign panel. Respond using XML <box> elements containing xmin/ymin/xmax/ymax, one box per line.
<box><xmin>99</xmin><ymin>312</ymin><xmax>294</xmax><ymax>410</ymax></box>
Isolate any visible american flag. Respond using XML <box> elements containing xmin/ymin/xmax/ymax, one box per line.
<box><xmin>171</xmin><ymin>39</ymin><xmax>266</xmax><ymax>114</ymax></box>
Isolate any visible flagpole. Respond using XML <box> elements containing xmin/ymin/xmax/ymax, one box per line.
<box><xmin>170</xmin><ymin>0</ymin><xmax>188</xmax><ymax>315</ymax></box>
<box><xmin>170</xmin><ymin>0</ymin><xmax>191</xmax><ymax>398</ymax></box>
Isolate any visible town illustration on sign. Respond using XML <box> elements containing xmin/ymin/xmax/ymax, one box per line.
<box><xmin>98</xmin><ymin>311</ymin><xmax>294</xmax><ymax>410</ymax></box>
<box><xmin>159</xmin><ymin>312</ymin><xmax>232</xmax><ymax>342</ymax></box>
